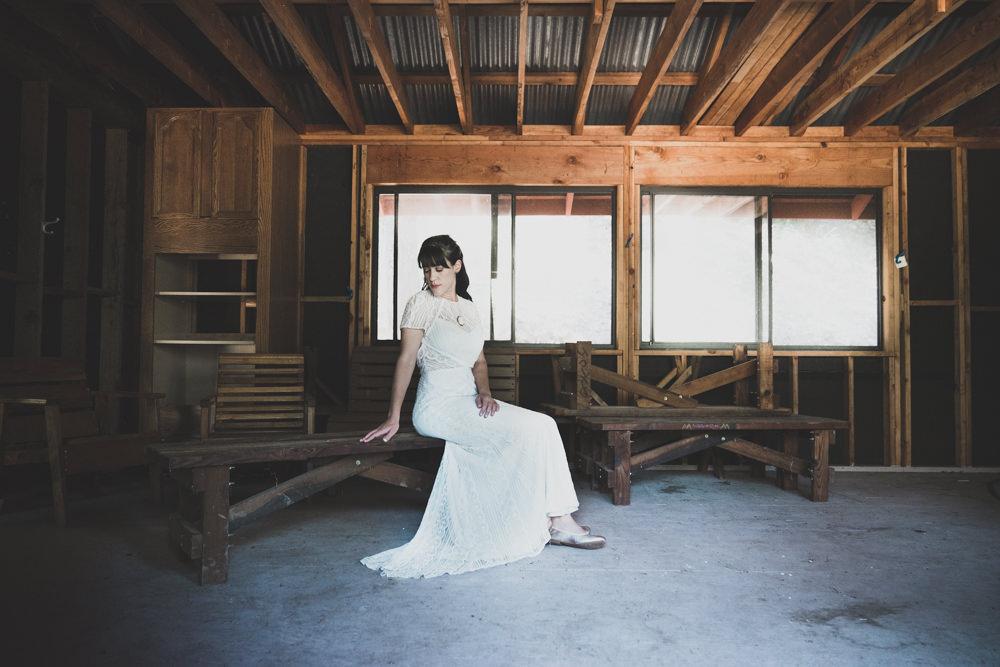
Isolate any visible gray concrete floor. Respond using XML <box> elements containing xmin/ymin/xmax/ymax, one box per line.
<box><xmin>1</xmin><ymin>468</ymin><xmax>998</xmax><ymax>666</ymax></box>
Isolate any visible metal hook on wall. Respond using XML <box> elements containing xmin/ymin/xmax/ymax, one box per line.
<box><xmin>41</xmin><ymin>217</ymin><xmax>61</xmax><ymax>235</ymax></box>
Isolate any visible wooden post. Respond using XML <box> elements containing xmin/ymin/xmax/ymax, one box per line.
<box><xmin>900</xmin><ymin>147</ymin><xmax>913</xmax><ymax>466</ymax></box>
<box><xmin>809</xmin><ymin>430</ymin><xmax>831</xmax><ymax>502</ymax></box>
<box><xmin>100</xmin><ymin>129</ymin><xmax>129</xmax><ymax>434</ymax></box>
<box><xmin>733</xmin><ymin>344</ymin><xmax>750</xmax><ymax>405</ymax></box>
<box><xmin>952</xmin><ymin>147</ymin><xmax>972</xmax><ymax>467</ymax></box>
<box><xmin>883</xmin><ymin>170</ymin><xmax>902</xmax><ymax>466</ymax></box>
<box><xmin>200</xmin><ymin>465</ymin><xmax>231</xmax><ymax>584</ymax></box>
<box><xmin>44</xmin><ymin>404</ymin><xmax>67</xmax><ymax>527</ymax></box>
<box><xmin>14</xmin><ymin>82</ymin><xmax>48</xmax><ymax>358</ymax></box>
<box><xmin>757</xmin><ymin>341</ymin><xmax>774</xmax><ymax>409</ymax></box>
<box><xmin>777</xmin><ymin>431</ymin><xmax>798</xmax><ymax>491</ymax></box>
<box><xmin>609</xmin><ymin>430</ymin><xmax>632</xmax><ymax>505</ymax></box>
<box><xmin>568</xmin><ymin>341</ymin><xmax>592</xmax><ymax>410</ymax></box>
<box><xmin>844</xmin><ymin>356</ymin><xmax>855</xmax><ymax>465</ymax></box>
<box><xmin>62</xmin><ymin>109</ymin><xmax>92</xmax><ymax>361</ymax></box>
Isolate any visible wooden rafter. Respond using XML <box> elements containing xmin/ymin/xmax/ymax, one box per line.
<box><xmin>702</xmin><ymin>1</ymin><xmax>823</xmax><ymax>126</ymax></box>
<box><xmin>260</xmin><ymin>0</ymin><xmax>363</xmax><ymax>134</ymax></box>
<box><xmin>699</xmin><ymin>5</ymin><xmax>732</xmax><ymax>77</ymax></box>
<box><xmin>624</xmin><ymin>0</ymin><xmax>702</xmax><ymax>135</ymax></box>
<box><xmin>899</xmin><ymin>48</ymin><xmax>1000</xmax><ymax>136</ymax></box>
<box><xmin>516</xmin><ymin>0</ymin><xmax>529</xmax><ymax>133</ymax></box>
<box><xmin>735</xmin><ymin>0</ymin><xmax>877</xmax><ymax>136</ymax></box>
<box><xmin>173</xmin><ymin>0</ymin><xmax>306</xmax><ymax>133</ymax></box>
<box><xmin>572</xmin><ymin>0</ymin><xmax>617</xmax><ymax>135</ymax></box>
<box><xmin>432</xmin><ymin>0</ymin><xmax>473</xmax><ymax>133</ymax></box>
<box><xmin>680</xmin><ymin>0</ymin><xmax>793</xmax><ymax>135</ymax></box>
<box><xmin>953</xmin><ymin>84</ymin><xmax>1000</xmax><ymax>135</ymax></box>
<box><xmin>460</xmin><ymin>7</ymin><xmax>474</xmax><ymax>128</ymax></box>
<box><xmin>347</xmin><ymin>0</ymin><xmax>415</xmax><ymax>133</ymax></box>
<box><xmin>92</xmin><ymin>0</ymin><xmax>232</xmax><ymax>107</ymax></box>
<box><xmin>5</xmin><ymin>0</ymin><xmax>169</xmax><ymax>107</ymax></box>
<box><xmin>845</xmin><ymin>0</ymin><xmax>1000</xmax><ymax>135</ymax></box>
<box><xmin>789</xmin><ymin>0</ymin><xmax>966</xmax><ymax>136</ymax></box>
<box><xmin>326</xmin><ymin>8</ymin><xmax>367</xmax><ymax>134</ymax></box>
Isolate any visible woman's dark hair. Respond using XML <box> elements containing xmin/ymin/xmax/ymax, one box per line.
<box><xmin>417</xmin><ymin>235</ymin><xmax>472</xmax><ymax>301</ymax></box>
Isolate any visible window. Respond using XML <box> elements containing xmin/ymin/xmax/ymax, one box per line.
<box><xmin>375</xmin><ymin>188</ymin><xmax>615</xmax><ymax>345</ymax></box>
<box><xmin>641</xmin><ymin>189</ymin><xmax>880</xmax><ymax>348</ymax></box>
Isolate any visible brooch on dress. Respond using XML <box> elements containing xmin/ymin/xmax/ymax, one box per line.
<box><xmin>456</xmin><ymin>314</ymin><xmax>466</xmax><ymax>327</ymax></box>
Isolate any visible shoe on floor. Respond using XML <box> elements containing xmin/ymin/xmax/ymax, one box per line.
<box><xmin>548</xmin><ymin>526</ymin><xmax>606</xmax><ymax>549</ymax></box>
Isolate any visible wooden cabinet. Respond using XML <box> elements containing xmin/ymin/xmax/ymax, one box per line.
<box><xmin>141</xmin><ymin>108</ymin><xmax>302</xmax><ymax>432</ymax></box>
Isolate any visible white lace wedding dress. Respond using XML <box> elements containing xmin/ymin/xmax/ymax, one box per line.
<box><xmin>360</xmin><ymin>288</ymin><xmax>580</xmax><ymax>578</ymax></box>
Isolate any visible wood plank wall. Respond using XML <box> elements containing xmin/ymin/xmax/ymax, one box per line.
<box><xmin>358</xmin><ymin>142</ymin><xmax>924</xmax><ymax>466</ymax></box>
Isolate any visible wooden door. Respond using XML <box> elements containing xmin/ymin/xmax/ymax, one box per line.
<box><xmin>150</xmin><ymin>110</ymin><xmax>202</xmax><ymax>219</ymax></box>
<box><xmin>202</xmin><ymin>110</ymin><xmax>260</xmax><ymax>219</ymax></box>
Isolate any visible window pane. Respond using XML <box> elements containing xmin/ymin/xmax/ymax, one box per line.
<box><xmin>492</xmin><ymin>195</ymin><xmax>513</xmax><ymax>340</ymax></box>
<box><xmin>376</xmin><ymin>194</ymin><xmax>396</xmax><ymax>341</ymax></box>
<box><xmin>376</xmin><ymin>193</ymin><xmax>494</xmax><ymax>340</ymax></box>
<box><xmin>771</xmin><ymin>195</ymin><xmax>879</xmax><ymax>346</ymax></box>
<box><xmin>648</xmin><ymin>193</ymin><xmax>757</xmax><ymax>344</ymax></box>
<box><xmin>513</xmin><ymin>194</ymin><xmax>613</xmax><ymax>344</ymax></box>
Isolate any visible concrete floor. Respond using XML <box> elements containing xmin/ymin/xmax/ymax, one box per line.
<box><xmin>1</xmin><ymin>468</ymin><xmax>998</xmax><ymax>666</ymax></box>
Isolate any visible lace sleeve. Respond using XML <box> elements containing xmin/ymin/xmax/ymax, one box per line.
<box><xmin>399</xmin><ymin>291</ymin><xmax>435</xmax><ymax>331</ymax></box>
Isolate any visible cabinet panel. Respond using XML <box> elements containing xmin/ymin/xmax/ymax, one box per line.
<box><xmin>152</xmin><ymin>111</ymin><xmax>202</xmax><ymax>218</ymax></box>
<box><xmin>204</xmin><ymin>110</ymin><xmax>260</xmax><ymax>219</ymax></box>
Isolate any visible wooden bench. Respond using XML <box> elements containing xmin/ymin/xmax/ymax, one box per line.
<box><xmin>575</xmin><ymin>409</ymin><xmax>846</xmax><ymax>505</ymax></box>
<box><xmin>325</xmin><ymin>345</ymin><xmax>517</xmax><ymax>431</ymax></box>
<box><xmin>0</xmin><ymin>358</ymin><xmax>164</xmax><ymax>525</ymax></box>
<box><xmin>149</xmin><ymin>429</ymin><xmax>444</xmax><ymax>584</ymax></box>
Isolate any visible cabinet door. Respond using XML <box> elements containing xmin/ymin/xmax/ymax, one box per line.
<box><xmin>151</xmin><ymin>110</ymin><xmax>202</xmax><ymax>219</ymax></box>
<box><xmin>203</xmin><ymin>110</ymin><xmax>260</xmax><ymax>219</ymax></box>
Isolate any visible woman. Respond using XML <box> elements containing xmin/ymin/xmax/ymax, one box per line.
<box><xmin>359</xmin><ymin>234</ymin><xmax>606</xmax><ymax>579</ymax></box>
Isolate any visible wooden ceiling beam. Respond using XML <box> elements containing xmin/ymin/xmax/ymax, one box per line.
<box><xmin>790</xmin><ymin>0</ymin><xmax>966</xmax><ymax>136</ymax></box>
<box><xmin>624</xmin><ymin>0</ymin><xmax>702</xmax><ymax>135</ymax></box>
<box><xmin>845</xmin><ymin>0</ymin><xmax>1000</xmax><ymax>136</ymax></box>
<box><xmin>735</xmin><ymin>0</ymin><xmax>877</xmax><ymax>136</ymax></box>
<box><xmin>260</xmin><ymin>0</ymin><xmax>363</xmax><ymax>133</ymax></box>
<box><xmin>680</xmin><ymin>0</ymin><xmax>793</xmax><ymax>135</ymax></box>
<box><xmin>173</xmin><ymin>0</ymin><xmax>307</xmax><ymax>133</ymax></box>
<box><xmin>953</xmin><ymin>83</ymin><xmax>1000</xmax><ymax>135</ymax></box>
<box><xmin>702</xmin><ymin>1</ymin><xmax>823</xmax><ymax>126</ymax></box>
<box><xmin>433</xmin><ymin>0</ymin><xmax>473</xmax><ymax>133</ymax></box>
<box><xmin>348</xmin><ymin>70</ymin><xmax>894</xmax><ymax>87</ymax></box>
<box><xmin>571</xmin><ymin>0</ymin><xmax>617</xmax><ymax>135</ymax></box>
<box><xmin>327</xmin><ymin>7</ymin><xmax>367</xmax><ymax>133</ymax></box>
<box><xmin>516</xmin><ymin>0</ymin><xmax>529</xmax><ymax>133</ymax></box>
<box><xmin>5</xmin><ymin>0</ymin><xmax>170</xmax><ymax>107</ymax></box>
<box><xmin>347</xmin><ymin>0</ymin><xmax>415</xmax><ymax>132</ymax></box>
<box><xmin>460</xmin><ymin>6</ymin><xmax>474</xmax><ymax>126</ymax></box>
<box><xmin>899</xmin><ymin>48</ymin><xmax>1000</xmax><ymax>136</ymax></box>
<box><xmin>92</xmin><ymin>0</ymin><xmax>232</xmax><ymax>107</ymax></box>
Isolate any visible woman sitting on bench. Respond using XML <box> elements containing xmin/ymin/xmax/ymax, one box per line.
<box><xmin>360</xmin><ymin>234</ymin><xmax>605</xmax><ymax>579</ymax></box>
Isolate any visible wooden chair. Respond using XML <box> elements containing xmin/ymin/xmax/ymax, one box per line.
<box><xmin>200</xmin><ymin>353</ymin><xmax>315</xmax><ymax>439</ymax></box>
<box><xmin>0</xmin><ymin>358</ymin><xmax>164</xmax><ymax>525</ymax></box>
<box><xmin>325</xmin><ymin>345</ymin><xmax>517</xmax><ymax>431</ymax></box>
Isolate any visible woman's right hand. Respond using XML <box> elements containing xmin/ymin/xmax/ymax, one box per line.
<box><xmin>360</xmin><ymin>417</ymin><xmax>400</xmax><ymax>443</ymax></box>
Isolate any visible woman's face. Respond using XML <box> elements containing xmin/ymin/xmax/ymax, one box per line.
<box><xmin>422</xmin><ymin>258</ymin><xmax>462</xmax><ymax>297</ymax></box>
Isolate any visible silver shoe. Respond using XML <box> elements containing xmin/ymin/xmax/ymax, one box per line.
<box><xmin>548</xmin><ymin>526</ymin><xmax>606</xmax><ymax>549</ymax></box>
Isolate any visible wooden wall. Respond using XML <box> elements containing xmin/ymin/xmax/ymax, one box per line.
<box><xmin>350</xmin><ymin>140</ymin><xmax>994</xmax><ymax>468</ymax></box>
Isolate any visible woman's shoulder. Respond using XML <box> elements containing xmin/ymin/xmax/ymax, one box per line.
<box><xmin>407</xmin><ymin>288</ymin><xmax>433</xmax><ymax>305</ymax></box>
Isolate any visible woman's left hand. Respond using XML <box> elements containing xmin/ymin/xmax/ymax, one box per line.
<box><xmin>476</xmin><ymin>393</ymin><xmax>499</xmax><ymax>418</ymax></box>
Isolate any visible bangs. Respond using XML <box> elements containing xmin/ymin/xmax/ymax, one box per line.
<box><xmin>417</xmin><ymin>244</ymin><xmax>449</xmax><ymax>269</ymax></box>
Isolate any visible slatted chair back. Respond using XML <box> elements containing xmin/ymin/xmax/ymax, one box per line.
<box><xmin>0</xmin><ymin>359</ymin><xmax>100</xmax><ymax>464</ymax></box>
<box><xmin>208</xmin><ymin>354</ymin><xmax>312</xmax><ymax>436</ymax></box>
<box><xmin>327</xmin><ymin>346</ymin><xmax>517</xmax><ymax>430</ymax></box>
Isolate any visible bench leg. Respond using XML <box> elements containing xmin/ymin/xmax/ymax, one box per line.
<box><xmin>810</xmin><ymin>430</ymin><xmax>831</xmax><ymax>502</ymax></box>
<box><xmin>609</xmin><ymin>431</ymin><xmax>631</xmax><ymax>506</ymax></box>
<box><xmin>44</xmin><ymin>405</ymin><xmax>68</xmax><ymax>527</ymax></box>
<box><xmin>200</xmin><ymin>465</ymin><xmax>230</xmax><ymax>584</ymax></box>
<box><xmin>777</xmin><ymin>431</ymin><xmax>799</xmax><ymax>491</ymax></box>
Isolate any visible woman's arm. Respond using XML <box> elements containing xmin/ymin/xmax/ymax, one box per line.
<box><xmin>472</xmin><ymin>350</ymin><xmax>499</xmax><ymax>417</ymax></box>
<box><xmin>360</xmin><ymin>328</ymin><xmax>423</xmax><ymax>442</ymax></box>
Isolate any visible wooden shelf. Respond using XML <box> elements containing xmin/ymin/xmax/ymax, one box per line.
<box><xmin>155</xmin><ymin>291</ymin><xmax>256</xmax><ymax>297</ymax></box>
<box><xmin>153</xmin><ymin>333</ymin><xmax>255</xmax><ymax>346</ymax></box>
